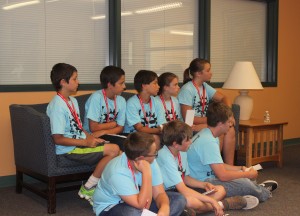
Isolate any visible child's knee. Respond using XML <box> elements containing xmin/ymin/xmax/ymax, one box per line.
<box><xmin>104</xmin><ymin>144</ymin><xmax>120</xmax><ymax>157</ymax></box>
<box><xmin>215</xmin><ymin>185</ymin><xmax>226</xmax><ymax>200</ymax></box>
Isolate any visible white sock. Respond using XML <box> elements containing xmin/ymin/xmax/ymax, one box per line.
<box><xmin>218</xmin><ymin>201</ymin><xmax>224</xmax><ymax>209</ymax></box>
<box><xmin>84</xmin><ymin>175</ymin><xmax>99</xmax><ymax>189</ymax></box>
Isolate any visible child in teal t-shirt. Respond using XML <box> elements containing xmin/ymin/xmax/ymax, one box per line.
<box><xmin>47</xmin><ymin>63</ymin><xmax>120</xmax><ymax>204</ymax></box>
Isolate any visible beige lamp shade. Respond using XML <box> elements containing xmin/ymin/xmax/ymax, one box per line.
<box><xmin>222</xmin><ymin>61</ymin><xmax>263</xmax><ymax>120</ymax></box>
<box><xmin>222</xmin><ymin>61</ymin><xmax>263</xmax><ymax>90</ymax></box>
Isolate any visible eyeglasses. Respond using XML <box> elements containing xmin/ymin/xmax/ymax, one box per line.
<box><xmin>143</xmin><ymin>151</ymin><xmax>158</xmax><ymax>158</ymax></box>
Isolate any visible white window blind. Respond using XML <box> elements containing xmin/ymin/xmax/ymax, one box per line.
<box><xmin>121</xmin><ymin>0</ymin><xmax>198</xmax><ymax>83</ymax></box>
<box><xmin>0</xmin><ymin>0</ymin><xmax>108</xmax><ymax>85</ymax></box>
<box><xmin>210</xmin><ymin>0</ymin><xmax>267</xmax><ymax>82</ymax></box>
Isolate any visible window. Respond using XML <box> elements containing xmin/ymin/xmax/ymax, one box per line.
<box><xmin>0</xmin><ymin>0</ymin><xmax>278</xmax><ymax>92</ymax></box>
<box><xmin>200</xmin><ymin>0</ymin><xmax>278</xmax><ymax>87</ymax></box>
<box><xmin>120</xmin><ymin>0</ymin><xmax>198</xmax><ymax>83</ymax></box>
<box><xmin>0</xmin><ymin>0</ymin><xmax>109</xmax><ymax>91</ymax></box>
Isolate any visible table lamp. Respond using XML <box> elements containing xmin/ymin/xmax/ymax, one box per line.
<box><xmin>222</xmin><ymin>61</ymin><xmax>263</xmax><ymax>120</ymax></box>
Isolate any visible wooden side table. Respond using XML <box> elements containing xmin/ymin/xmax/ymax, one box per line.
<box><xmin>237</xmin><ymin>119</ymin><xmax>288</xmax><ymax>167</ymax></box>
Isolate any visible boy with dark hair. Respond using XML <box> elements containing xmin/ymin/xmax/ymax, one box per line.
<box><xmin>124</xmin><ymin>70</ymin><xmax>166</xmax><ymax>147</ymax></box>
<box><xmin>83</xmin><ymin>66</ymin><xmax>127</xmax><ymax>151</ymax></box>
<box><xmin>93</xmin><ymin>132</ymin><xmax>187</xmax><ymax>216</ymax></box>
<box><xmin>187</xmin><ymin>102</ymin><xmax>278</xmax><ymax>202</ymax></box>
<box><xmin>47</xmin><ymin>63</ymin><xmax>120</xmax><ymax>204</ymax></box>
<box><xmin>157</xmin><ymin>120</ymin><xmax>259</xmax><ymax>216</ymax></box>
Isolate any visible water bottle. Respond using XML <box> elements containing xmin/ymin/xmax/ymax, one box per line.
<box><xmin>264</xmin><ymin>111</ymin><xmax>270</xmax><ymax>123</ymax></box>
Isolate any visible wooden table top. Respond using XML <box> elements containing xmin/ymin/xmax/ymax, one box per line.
<box><xmin>239</xmin><ymin>119</ymin><xmax>288</xmax><ymax>127</ymax></box>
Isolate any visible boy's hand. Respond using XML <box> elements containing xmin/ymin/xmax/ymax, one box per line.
<box><xmin>205</xmin><ymin>182</ymin><xmax>216</xmax><ymax>192</ymax></box>
<box><xmin>85</xmin><ymin>134</ymin><xmax>104</xmax><ymax>147</ymax></box>
<box><xmin>211</xmin><ymin>200</ymin><xmax>224</xmax><ymax>216</ymax></box>
<box><xmin>246</xmin><ymin>167</ymin><xmax>258</xmax><ymax>180</ymax></box>
<box><xmin>133</xmin><ymin>159</ymin><xmax>151</xmax><ymax>174</ymax></box>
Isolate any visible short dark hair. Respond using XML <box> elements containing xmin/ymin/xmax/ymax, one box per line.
<box><xmin>207</xmin><ymin>102</ymin><xmax>233</xmax><ymax>127</ymax></box>
<box><xmin>162</xmin><ymin>120</ymin><xmax>193</xmax><ymax>146</ymax></box>
<box><xmin>100</xmin><ymin>66</ymin><xmax>125</xmax><ymax>89</ymax></box>
<box><xmin>158</xmin><ymin>72</ymin><xmax>178</xmax><ymax>95</ymax></box>
<box><xmin>50</xmin><ymin>63</ymin><xmax>77</xmax><ymax>91</ymax></box>
<box><xmin>124</xmin><ymin>132</ymin><xmax>155</xmax><ymax>160</ymax></box>
<box><xmin>134</xmin><ymin>70</ymin><xmax>158</xmax><ymax>92</ymax></box>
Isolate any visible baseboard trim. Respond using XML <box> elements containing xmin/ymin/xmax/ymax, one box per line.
<box><xmin>0</xmin><ymin>174</ymin><xmax>38</xmax><ymax>189</ymax></box>
<box><xmin>283</xmin><ymin>138</ymin><xmax>300</xmax><ymax>146</ymax></box>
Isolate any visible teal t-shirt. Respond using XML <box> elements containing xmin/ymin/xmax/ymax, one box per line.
<box><xmin>124</xmin><ymin>95</ymin><xmax>166</xmax><ymax>133</ymax></box>
<box><xmin>156</xmin><ymin>145</ymin><xmax>190</xmax><ymax>190</ymax></box>
<box><xmin>178</xmin><ymin>81</ymin><xmax>216</xmax><ymax>117</ymax></box>
<box><xmin>187</xmin><ymin>128</ymin><xmax>223</xmax><ymax>181</ymax></box>
<box><xmin>155</xmin><ymin>96</ymin><xmax>183</xmax><ymax>122</ymax></box>
<box><xmin>46</xmin><ymin>95</ymin><xmax>85</xmax><ymax>154</ymax></box>
<box><xmin>93</xmin><ymin>153</ymin><xmax>163</xmax><ymax>215</ymax></box>
<box><xmin>83</xmin><ymin>90</ymin><xmax>126</xmax><ymax>133</ymax></box>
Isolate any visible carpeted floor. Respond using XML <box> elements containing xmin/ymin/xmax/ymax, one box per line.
<box><xmin>0</xmin><ymin>144</ymin><xmax>300</xmax><ymax>216</ymax></box>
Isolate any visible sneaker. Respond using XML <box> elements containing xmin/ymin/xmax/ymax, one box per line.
<box><xmin>78</xmin><ymin>185</ymin><xmax>95</xmax><ymax>201</ymax></box>
<box><xmin>242</xmin><ymin>195</ymin><xmax>259</xmax><ymax>210</ymax></box>
<box><xmin>259</xmin><ymin>180</ymin><xmax>278</xmax><ymax>192</ymax></box>
<box><xmin>222</xmin><ymin>196</ymin><xmax>247</xmax><ymax>210</ymax></box>
<box><xmin>180</xmin><ymin>207</ymin><xmax>196</xmax><ymax>216</ymax></box>
<box><xmin>89</xmin><ymin>197</ymin><xmax>94</xmax><ymax>206</ymax></box>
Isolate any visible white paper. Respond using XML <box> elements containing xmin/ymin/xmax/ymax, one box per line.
<box><xmin>245</xmin><ymin>164</ymin><xmax>263</xmax><ymax>172</ymax></box>
<box><xmin>185</xmin><ymin>110</ymin><xmax>195</xmax><ymax>126</ymax></box>
<box><xmin>141</xmin><ymin>209</ymin><xmax>157</xmax><ymax>216</ymax></box>
<box><xmin>202</xmin><ymin>188</ymin><xmax>216</xmax><ymax>195</ymax></box>
<box><xmin>107</xmin><ymin>134</ymin><xmax>127</xmax><ymax>138</ymax></box>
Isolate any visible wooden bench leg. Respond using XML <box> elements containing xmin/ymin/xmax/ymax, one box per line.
<box><xmin>16</xmin><ymin>170</ymin><xmax>23</xmax><ymax>194</ymax></box>
<box><xmin>47</xmin><ymin>177</ymin><xmax>56</xmax><ymax>214</ymax></box>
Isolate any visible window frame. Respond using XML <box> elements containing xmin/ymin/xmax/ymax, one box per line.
<box><xmin>0</xmin><ymin>0</ymin><xmax>278</xmax><ymax>92</ymax></box>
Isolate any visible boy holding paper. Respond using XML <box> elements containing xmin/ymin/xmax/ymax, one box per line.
<box><xmin>187</xmin><ymin>102</ymin><xmax>278</xmax><ymax>202</ymax></box>
<box><xmin>157</xmin><ymin>120</ymin><xmax>259</xmax><ymax>216</ymax></box>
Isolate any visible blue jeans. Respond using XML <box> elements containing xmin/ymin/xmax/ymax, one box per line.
<box><xmin>99</xmin><ymin>191</ymin><xmax>186</xmax><ymax>216</ymax></box>
<box><xmin>205</xmin><ymin>177</ymin><xmax>271</xmax><ymax>202</ymax></box>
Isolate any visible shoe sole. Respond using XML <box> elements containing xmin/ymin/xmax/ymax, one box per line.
<box><xmin>78</xmin><ymin>191</ymin><xmax>92</xmax><ymax>200</ymax></box>
<box><xmin>260</xmin><ymin>180</ymin><xmax>278</xmax><ymax>185</ymax></box>
<box><xmin>242</xmin><ymin>195</ymin><xmax>259</xmax><ymax>210</ymax></box>
<box><xmin>259</xmin><ymin>180</ymin><xmax>278</xmax><ymax>191</ymax></box>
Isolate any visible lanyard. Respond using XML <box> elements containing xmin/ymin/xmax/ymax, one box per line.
<box><xmin>192</xmin><ymin>81</ymin><xmax>206</xmax><ymax>116</ymax></box>
<box><xmin>137</xmin><ymin>95</ymin><xmax>152</xmax><ymax>127</ymax></box>
<box><xmin>167</xmin><ymin>147</ymin><xmax>184</xmax><ymax>180</ymax></box>
<box><xmin>159</xmin><ymin>95</ymin><xmax>176</xmax><ymax>121</ymax></box>
<box><xmin>127</xmin><ymin>159</ymin><xmax>138</xmax><ymax>190</ymax></box>
<box><xmin>102</xmin><ymin>89</ymin><xmax>117</xmax><ymax>122</ymax></box>
<box><xmin>57</xmin><ymin>93</ymin><xmax>83</xmax><ymax>130</ymax></box>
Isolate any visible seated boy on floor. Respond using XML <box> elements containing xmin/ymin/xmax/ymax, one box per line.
<box><xmin>46</xmin><ymin>63</ymin><xmax>120</xmax><ymax>203</ymax></box>
<box><xmin>124</xmin><ymin>70</ymin><xmax>166</xmax><ymax>148</ymax></box>
<box><xmin>157</xmin><ymin>120</ymin><xmax>259</xmax><ymax>216</ymax></box>
<box><xmin>187</xmin><ymin>102</ymin><xmax>278</xmax><ymax>203</ymax></box>
<box><xmin>83</xmin><ymin>65</ymin><xmax>127</xmax><ymax>151</ymax></box>
<box><xmin>92</xmin><ymin>132</ymin><xmax>187</xmax><ymax>216</ymax></box>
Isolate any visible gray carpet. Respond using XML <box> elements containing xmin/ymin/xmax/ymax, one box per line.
<box><xmin>1</xmin><ymin>144</ymin><xmax>300</xmax><ymax>216</ymax></box>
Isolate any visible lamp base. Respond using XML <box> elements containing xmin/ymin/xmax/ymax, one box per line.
<box><xmin>234</xmin><ymin>90</ymin><xmax>253</xmax><ymax>120</ymax></box>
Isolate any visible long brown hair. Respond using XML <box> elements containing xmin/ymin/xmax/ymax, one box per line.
<box><xmin>183</xmin><ymin>58</ymin><xmax>210</xmax><ymax>84</ymax></box>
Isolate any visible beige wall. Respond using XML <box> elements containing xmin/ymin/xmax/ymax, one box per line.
<box><xmin>1</xmin><ymin>1</ymin><xmax>300</xmax><ymax>177</ymax></box>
